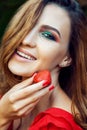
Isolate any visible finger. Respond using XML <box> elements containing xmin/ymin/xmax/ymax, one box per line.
<box><xmin>8</xmin><ymin>85</ymin><xmax>54</xmax><ymax>118</ymax></box>
<box><xmin>19</xmin><ymin>100</ymin><xmax>39</xmax><ymax>117</ymax></box>
<box><xmin>27</xmin><ymin>85</ymin><xmax>55</xmax><ymax>104</ymax></box>
<box><xmin>12</xmin><ymin>100</ymin><xmax>39</xmax><ymax>117</ymax></box>
<box><xmin>23</xmin><ymin>100</ymin><xmax>39</xmax><ymax>117</ymax></box>
<box><xmin>9</xmin><ymin>80</ymin><xmax>47</xmax><ymax>102</ymax></box>
<box><xmin>10</xmin><ymin>74</ymin><xmax>36</xmax><ymax>91</ymax></box>
<box><xmin>13</xmin><ymin>85</ymin><xmax>52</xmax><ymax>109</ymax></box>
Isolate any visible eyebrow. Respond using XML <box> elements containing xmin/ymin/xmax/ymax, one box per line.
<box><xmin>41</xmin><ymin>25</ymin><xmax>61</xmax><ymax>38</ymax></box>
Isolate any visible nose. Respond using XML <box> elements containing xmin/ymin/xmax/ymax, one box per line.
<box><xmin>22</xmin><ymin>28</ymin><xmax>37</xmax><ymax>47</ymax></box>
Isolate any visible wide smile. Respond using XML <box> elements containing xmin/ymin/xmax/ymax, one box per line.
<box><xmin>16</xmin><ymin>49</ymin><xmax>36</xmax><ymax>61</ymax></box>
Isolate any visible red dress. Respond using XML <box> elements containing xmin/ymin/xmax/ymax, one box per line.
<box><xmin>8</xmin><ymin>107</ymin><xmax>82</xmax><ymax>130</ymax></box>
<box><xmin>29</xmin><ymin>107</ymin><xmax>82</xmax><ymax>130</ymax></box>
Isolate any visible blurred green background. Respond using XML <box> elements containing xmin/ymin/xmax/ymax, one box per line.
<box><xmin>0</xmin><ymin>0</ymin><xmax>87</xmax><ymax>40</ymax></box>
<box><xmin>0</xmin><ymin>0</ymin><xmax>26</xmax><ymax>40</ymax></box>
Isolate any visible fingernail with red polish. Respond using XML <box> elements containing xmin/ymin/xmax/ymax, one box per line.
<box><xmin>49</xmin><ymin>85</ymin><xmax>55</xmax><ymax>91</ymax></box>
<box><xmin>43</xmin><ymin>80</ymin><xmax>49</xmax><ymax>88</ymax></box>
<box><xmin>33</xmin><ymin>73</ymin><xmax>37</xmax><ymax>77</ymax></box>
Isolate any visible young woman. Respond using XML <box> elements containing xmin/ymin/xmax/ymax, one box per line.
<box><xmin>0</xmin><ymin>0</ymin><xmax>87</xmax><ymax>130</ymax></box>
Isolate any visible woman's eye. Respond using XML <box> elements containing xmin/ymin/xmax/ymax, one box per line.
<box><xmin>40</xmin><ymin>31</ymin><xmax>56</xmax><ymax>41</ymax></box>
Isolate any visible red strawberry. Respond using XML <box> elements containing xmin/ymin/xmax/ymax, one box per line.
<box><xmin>34</xmin><ymin>70</ymin><xmax>51</xmax><ymax>86</ymax></box>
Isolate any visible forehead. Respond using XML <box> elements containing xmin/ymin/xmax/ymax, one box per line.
<box><xmin>38</xmin><ymin>3</ymin><xmax>71</xmax><ymax>27</ymax></box>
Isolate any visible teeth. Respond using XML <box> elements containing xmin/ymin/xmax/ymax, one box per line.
<box><xmin>17</xmin><ymin>51</ymin><xmax>35</xmax><ymax>60</ymax></box>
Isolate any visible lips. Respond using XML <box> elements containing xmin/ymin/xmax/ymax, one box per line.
<box><xmin>16</xmin><ymin>48</ymin><xmax>36</xmax><ymax>60</ymax></box>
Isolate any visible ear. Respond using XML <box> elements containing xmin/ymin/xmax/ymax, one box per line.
<box><xmin>59</xmin><ymin>55</ymin><xmax>72</xmax><ymax>68</ymax></box>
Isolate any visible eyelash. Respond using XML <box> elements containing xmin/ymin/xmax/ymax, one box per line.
<box><xmin>40</xmin><ymin>30</ymin><xmax>57</xmax><ymax>41</ymax></box>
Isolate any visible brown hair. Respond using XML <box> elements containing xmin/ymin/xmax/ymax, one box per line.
<box><xmin>0</xmin><ymin>0</ymin><xmax>87</xmax><ymax>129</ymax></box>
<box><xmin>0</xmin><ymin>0</ymin><xmax>44</xmax><ymax>92</ymax></box>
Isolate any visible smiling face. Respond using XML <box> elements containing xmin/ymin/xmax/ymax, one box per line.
<box><xmin>8</xmin><ymin>4</ymin><xmax>71</xmax><ymax>77</ymax></box>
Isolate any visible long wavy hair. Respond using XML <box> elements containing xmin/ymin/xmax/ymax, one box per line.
<box><xmin>0</xmin><ymin>0</ymin><xmax>87</xmax><ymax>129</ymax></box>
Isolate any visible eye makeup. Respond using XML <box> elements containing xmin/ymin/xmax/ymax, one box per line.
<box><xmin>41</xmin><ymin>30</ymin><xmax>57</xmax><ymax>41</ymax></box>
<box><xmin>39</xmin><ymin>25</ymin><xmax>61</xmax><ymax>42</ymax></box>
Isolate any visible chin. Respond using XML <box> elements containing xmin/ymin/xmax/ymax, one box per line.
<box><xmin>8</xmin><ymin>65</ymin><xmax>34</xmax><ymax>78</ymax></box>
<box><xmin>8</xmin><ymin>66</ymin><xmax>23</xmax><ymax>77</ymax></box>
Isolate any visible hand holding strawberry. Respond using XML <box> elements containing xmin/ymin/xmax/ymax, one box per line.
<box><xmin>33</xmin><ymin>70</ymin><xmax>51</xmax><ymax>87</ymax></box>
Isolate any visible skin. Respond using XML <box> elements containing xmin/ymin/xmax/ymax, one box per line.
<box><xmin>8</xmin><ymin>4</ymin><xmax>71</xmax><ymax>77</ymax></box>
<box><xmin>0</xmin><ymin>4</ymin><xmax>72</xmax><ymax>130</ymax></box>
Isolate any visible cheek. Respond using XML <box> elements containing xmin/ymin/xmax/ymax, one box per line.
<box><xmin>47</xmin><ymin>48</ymin><xmax>68</xmax><ymax>67</ymax></box>
<box><xmin>38</xmin><ymin>41</ymin><xmax>68</xmax><ymax>64</ymax></box>
<box><xmin>39</xmin><ymin>47</ymin><xmax>61</xmax><ymax>66</ymax></box>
